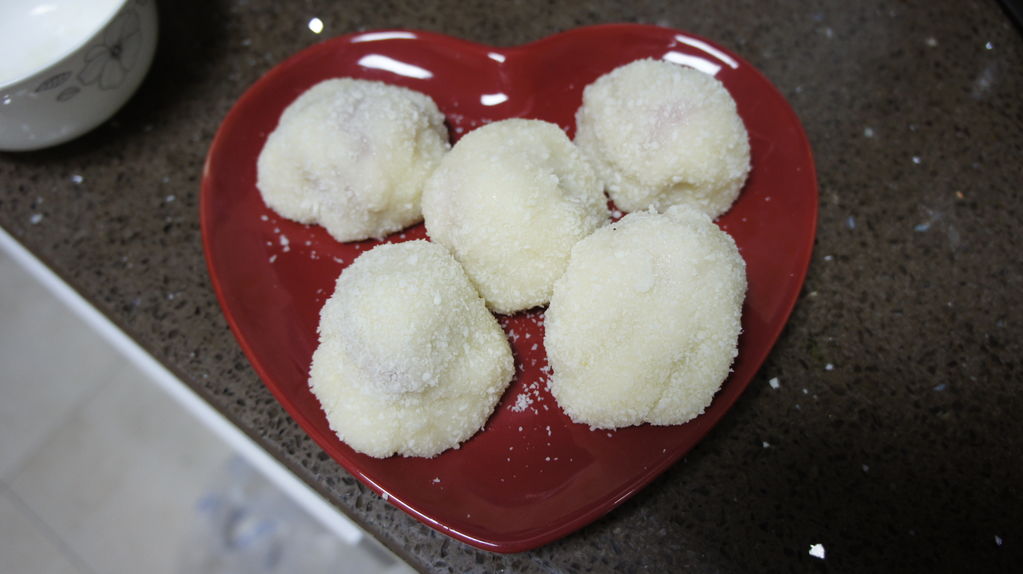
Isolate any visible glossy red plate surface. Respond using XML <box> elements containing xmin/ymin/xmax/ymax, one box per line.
<box><xmin>201</xmin><ymin>25</ymin><xmax>818</xmax><ymax>553</ymax></box>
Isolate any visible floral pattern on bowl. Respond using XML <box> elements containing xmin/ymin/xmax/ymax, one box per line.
<box><xmin>31</xmin><ymin>6</ymin><xmax>143</xmax><ymax>103</ymax></box>
<box><xmin>0</xmin><ymin>0</ymin><xmax>157</xmax><ymax>151</ymax></box>
<box><xmin>79</xmin><ymin>8</ymin><xmax>142</xmax><ymax>91</ymax></box>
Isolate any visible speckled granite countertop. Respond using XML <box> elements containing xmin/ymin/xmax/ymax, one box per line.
<box><xmin>2</xmin><ymin>1</ymin><xmax>1021</xmax><ymax>571</ymax></box>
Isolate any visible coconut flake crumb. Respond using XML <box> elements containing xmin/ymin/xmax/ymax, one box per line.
<box><xmin>825</xmin><ymin>363</ymin><xmax>834</xmax><ymax>371</ymax></box>
<box><xmin>29</xmin><ymin>213</ymin><xmax>43</xmax><ymax>224</ymax></box>
<box><xmin>768</xmin><ymin>377</ymin><xmax>781</xmax><ymax>389</ymax></box>
<box><xmin>995</xmin><ymin>535</ymin><xmax>1003</xmax><ymax>546</ymax></box>
<box><xmin>432</xmin><ymin>477</ymin><xmax>441</xmax><ymax>484</ymax></box>
<box><xmin>808</xmin><ymin>544</ymin><xmax>826</xmax><ymax>559</ymax></box>
<box><xmin>510</xmin><ymin>391</ymin><xmax>533</xmax><ymax>412</ymax></box>
<box><xmin>70</xmin><ymin>174</ymin><xmax>84</xmax><ymax>184</ymax></box>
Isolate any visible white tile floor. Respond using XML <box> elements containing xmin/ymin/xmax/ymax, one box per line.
<box><xmin>0</xmin><ymin>247</ymin><xmax>414</xmax><ymax>574</ymax></box>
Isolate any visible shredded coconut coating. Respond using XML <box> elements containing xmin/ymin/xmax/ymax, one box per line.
<box><xmin>309</xmin><ymin>241</ymin><xmax>514</xmax><ymax>458</ymax></box>
<box><xmin>574</xmin><ymin>59</ymin><xmax>750</xmax><ymax>218</ymax></box>
<box><xmin>257</xmin><ymin>79</ymin><xmax>449</xmax><ymax>242</ymax></box>
<box><xmin>422</xmin><ymin>119</ymin><xmax>609</xmax><ymax>314</ymax></box>
<box><xmin>545</xmin><ymin>205</ymin><xmax>747</xmax><ymax>429</ymax></box>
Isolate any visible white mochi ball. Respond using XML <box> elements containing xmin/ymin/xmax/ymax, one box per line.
<box><xmin>309</xmin><ymin>240</ymin><xmax>513</xmax><ymax>458</ymax></box>
<box><xmin>545</xmin><ymin>205</ymin><xmax>746</xmax><ymax>429</ymax></box>
<box><xmin>257</xmin><ymin>78</ymin><xmax>449</xmax><ymax>242</ymax></box>
<box><xmin>422</xmin><ymin>119</ymin><xmax>609</xmax><ymax>314</ymax></box>
<box><xmin>575</xmin><ymin>59</ymin><xmax>750</xmax><ymax>218</ymax></box>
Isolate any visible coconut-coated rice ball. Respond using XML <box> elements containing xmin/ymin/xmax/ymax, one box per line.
<box><xmin>257</xmin><ymin>78</ymin><xmax>449</xmax><ymax>242</ymax></box>
<box><xmin>545</xmin><ymin>205</ymin><xmax>746</xmax><ymax>429</ymax></box>
<box><xmin>574</xmin><ymin>59</ymin><xmax>750</xmax><ymax>218</ymax></box>
<box><xmin>309</xmin><ymin>240</ymin><xmax>513</xmax><ymax>458</ymax></box>
<box><xmin>422</xmin><ymin>119</ymin><xmax>609</xmax><ymax>314</ymax></box>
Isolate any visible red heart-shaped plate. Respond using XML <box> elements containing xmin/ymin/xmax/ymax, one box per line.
<box><xmin>201</xmin><ymin>24</ymin><xmax>818</xmax><ymax>553</ymax></box>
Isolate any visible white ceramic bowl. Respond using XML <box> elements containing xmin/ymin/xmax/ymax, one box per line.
<box><xmin>0</xmin><ymin>0</ymin><xmax>158</xmax><ymax>151</ymax></box>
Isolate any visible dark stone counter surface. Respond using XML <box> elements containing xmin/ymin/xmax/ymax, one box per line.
<box><xmin>2</xmin><ymin>1</ymin><xmax>1020</xmax><ymax>571</ymax></box>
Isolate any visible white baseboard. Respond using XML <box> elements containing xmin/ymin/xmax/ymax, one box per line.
<box><xmin>0</xmin><ymin>227</ymin><xmax>364</xmax><ymax>546</ymax></box>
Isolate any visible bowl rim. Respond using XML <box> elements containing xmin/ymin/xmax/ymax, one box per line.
<box><xmin>0</xmin><ymin>0</ymin><xmax>133</xmax><ymax>90</ymax></box>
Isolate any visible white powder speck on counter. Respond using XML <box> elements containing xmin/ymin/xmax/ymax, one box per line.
<box><xmin>808</xmin><ymin>544</ymin><xmax>826</xmax><ymax>559</ymax></box>
<box><xmin>29</xmin><ymin>213</ymin><xmax>43</xmax><ymax>224</ymax></box>
<box><xmin>165</xmin><ymin>194</ymin><xmax>176</xmax><ymax>203</ymax></box>
<box><xmin>995</xmin><ymin>535</ymin><xmax>1003</xmax><ymax>546</ymax></box>
<box><xmin>70</xmin><ymin>174</ymin><xmax>83</xmax><ymax>184</ymax></box>
<box><xmin>768</xmin><ymin>377</ymin><xmax>781</xmax><ymax>389</ymax></box>
<box><xmin>825</xmin><ymin>363</ymin><xmax>834</xmax><ymax>371</ymax></box>
<box><xmin>862</xmin><ymin>464</ymin><xmax>870</xmax><ymax>472</ymax></box>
